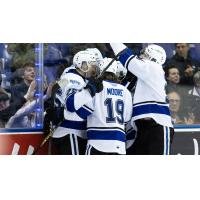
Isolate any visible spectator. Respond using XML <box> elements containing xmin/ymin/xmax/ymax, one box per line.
<box><xmin>168</xmin><ymin>91</ymin><xmax>184</xmax><ymax>124</ymax></box>
<box><xmin>186</xmin><ymin>71</ymin><xmax>200</xmax><ymax>123</ymax></box>
<box><xmin>6</xmin><ymin>80</ymin><xmax>53</xmax><ymax>128</ymax></box>
<box><xmin>10</xmin><ymin>62</ymin><xmax>35</xmax><ymax>113</ymax></box>
<box><xmin>0</xmin><ymin>79</ymin><xmax>38</xmax><ymax>128</ymax></box>
<box><xmin>165</xmin><ymin>65</ymin><xmax>181</xmax><ymax>93</ymax></box>
<box><xmin>166</xmin><ymin>43</ymin><xmax>200</xmax><ymax>87</ymax></box>
<box><xmin>165</xmin><ymin>65</ymin><xmax>190</xmax><ymax>102</ymax></box>
<box><xmin>168</xmin><ymin>91</ymin><xmax>195</xmax><ymax>124</ymax></box>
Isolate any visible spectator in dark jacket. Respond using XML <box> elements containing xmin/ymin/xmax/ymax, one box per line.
<box><xmin>165</xmin><ymin>43</ymin><xmax>200</xmax><ymax>87</ymax></box>
<box><xmin>0</xmin><ymin>79</ymin><xmax>38</xmax><ymax>128</ymax></box>
<box><xmin>10</xmin><ymin>62</ymin><xmax>35</xmax><ymax>113</ymax></box>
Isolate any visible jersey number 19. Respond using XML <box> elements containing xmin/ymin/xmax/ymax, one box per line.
<box><xmin>104</xmin><ymin>98</ymin><xmax>124</xmax><ymax>125</ymax></box>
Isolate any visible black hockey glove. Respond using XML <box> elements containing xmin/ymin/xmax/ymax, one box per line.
<box><xmin>85</xmin><ymin>78</ymin><xmax>103</xmax><ymax>97</ymax></box>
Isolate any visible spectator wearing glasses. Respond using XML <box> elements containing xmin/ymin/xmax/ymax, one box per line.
<box><xmin>168</xmin><ymin>91</ymin><xmax>195</xmax><ymax>124</ymax></box>
<box><xmin>168</xmin><ymin>91</ymin><xmax>182</xmax><ymax>124</ymax></box>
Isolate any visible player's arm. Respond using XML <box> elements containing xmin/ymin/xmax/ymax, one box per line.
<box><xmin>75</xmin><ymin>99</ymin><xmax>95</xmax><ymax>120</ymax></box>
<box><xmin>57</xmin><ymin>73</ymin><xmax>87</xmax><ymax>112</ymax></box>
<box><xmin>66</xmin><ymin>89</ymin><xmax>93</xmax><ymax>112</ymax></box>
<box><xmin>110</xmin><ymin>43</ymin><xmax>152</xmax><ymax>81</ymax></box>
<box><xmin>66</xmin><ymin>78</ymin><xmax>103</xmax><ymax>112</ymax></box>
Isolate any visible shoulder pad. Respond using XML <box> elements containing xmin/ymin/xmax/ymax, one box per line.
<box><xmin>59</xmin><ymin>73</ymin><xmax>86</xmax><ymax>91</ymax></box>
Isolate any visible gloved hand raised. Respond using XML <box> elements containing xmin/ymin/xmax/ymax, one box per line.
<box><xmin>85</xmin><ymin>78</ymin><xmax>103</xmax><ymax>97</ymax></box>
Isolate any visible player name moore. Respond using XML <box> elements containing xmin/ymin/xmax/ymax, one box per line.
<box><xmin>107</xmin><ymin>88</ymin><xmax>123</xmax><ymax>97</ymax></box>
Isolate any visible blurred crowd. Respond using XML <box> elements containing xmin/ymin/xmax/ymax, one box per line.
<box><xmin>0</xmin><ymin>43</ymin><xmax>200</xmax><ymax>128</ymax></box>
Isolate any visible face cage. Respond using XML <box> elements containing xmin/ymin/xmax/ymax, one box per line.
<box><xmin>117</xmin><ymin>71</ymin><xmax>126</xmax><ymax>81</ymax></box>
<box><xmin>139</xmin><ymin>48</ymin><xmax>158</xmax><ymax>64</ymax></box>
<box><xmin>79</xmin><ymin>61</ymin><xmax>100</xmax><ymax>78</ymax></box>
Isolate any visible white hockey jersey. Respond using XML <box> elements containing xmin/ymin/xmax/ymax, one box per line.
<box><xmin>118</xmin><ymin>50</ymin><xmax>173</xmax><ymax>128</ymax></box>
<box><xmin>52</xmin><ymin>67</ymin><xmax>88</xmax><ymax>139</ymax></box>
<box><xmin>75</xmin><ymin>80</ymin><xmax>133</xmax><ymax>154</ymax></box>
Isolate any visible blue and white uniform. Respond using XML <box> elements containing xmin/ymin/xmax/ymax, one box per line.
<box><xmin>52</xmin><ymin>66</ymin><xmax>87</xmax><ymax>140</ymax></box>
<box><xmin>110</xmin><ymin>43</ymin><xmax>174</xmax><ymax>155</ymax></box>
<box><xmin>119</xmin><ymin>51</ymin><xmax>173</xmax><ymax>128</ymax></box>
<box><xmin>74</xmin><ymin>80</ymin><xmax>133</xmax><ymax>154</ymax></box>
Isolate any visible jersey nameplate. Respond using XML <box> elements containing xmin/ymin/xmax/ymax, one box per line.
<box><xmin>107</xmin><ymin>88</ymin><xmax>123</xmax><ymax>97</ymax></box>
<box><xmin>70</xmin><ymin>79</ymin><xmax>81</xmax><ymax>85</ymax></box>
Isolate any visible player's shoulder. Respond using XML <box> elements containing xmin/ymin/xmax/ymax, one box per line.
<box><xmin>62</xmin><ymin>68</ymin><xmax>83</xmax><ymax>80</ymax></box>
<box><xmin>60</xmin><ymin>68</ymin><xmax>86</xmax><ymax>90</ymax></box>
<box><xmin>61</xmin><ymin>65</ymin><xmax>75</xmax><ymax>77</ymax></box>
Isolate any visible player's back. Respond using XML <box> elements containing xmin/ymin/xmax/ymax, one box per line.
<box><xmin>87</xmin><ymin>80</ymin><xmax>133</xmax><ymax>154</ymax></box>
<box><xmin>128</xmin><ymin>58</ymin><xmax>173</xmax><ymax>128</ymax></box>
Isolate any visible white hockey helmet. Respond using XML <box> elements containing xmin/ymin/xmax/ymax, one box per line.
<box><xmin>73</xmin><ymin>50</ymin><xmax>100</xmax><ymax>77</ymax></box>
<box><xmin>86</xmin><ymin>48</ymin><xmax>103</xmax><ymax>61</ymax></box>
<box><xmin>116</xmin><ymin>61</ymin><xmax>127</xmax><ymax>81</ymax></box>
<box><xmin>99</xmin><ymin>57</ymin><xmax>118</xmax><ymax>75</ymax></box>
<box><xmin>140</xmin><ymin>44</ymin><xmax>166</xmax><ymax>65</ymax></box>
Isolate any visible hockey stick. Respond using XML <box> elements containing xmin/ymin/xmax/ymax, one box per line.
<box><xmin>32</xmin><ymin>123</ymin><xmax>54</xmax><ymax>155</ymax></box>
<box><xmin>32</xmin><ymin>120</ymin><xmax>64</xmax><ymax>155</ymax></box>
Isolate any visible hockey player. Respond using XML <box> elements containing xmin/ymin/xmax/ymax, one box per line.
<box><xmin>52</xmin><ymin>50</ymin><xmax>103</xmax><ymax>155</ymax></box>
<box><xmin>70</xmin><ymin>57</ymin><xmax>133</xmax><ymax>155</ymax></box>
<box><xmin>110</xmin><ymin>43</ymin><xmax>174</xmax><ymax>155</ymax></box>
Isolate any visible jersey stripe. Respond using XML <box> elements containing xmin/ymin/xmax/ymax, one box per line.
<box><xmin>83</xmin><ymin>105</ymin><xmax>94</xmax><ymax>113</ymax></box>
<box><xmin>163</xmin><ymin>126</ymin><xmax>170</xmax><ymax>155</ymax></box>
<box><xmin>76</xmin><ymin>106</ymin><xmax>93</xmax><ymax>119</ymax></box>
<box><xmin>133</xmin><ymin>101</ymin><xmax>168</xmax><ymax>106</ymax></box>
<box><xmin>87</xmin><ymin>127</ymin><xmax>125</xmax><ymax>132</ymax></box>
<box><xmin>87</xmin><ymin>130</ymin><xmax>126</xmax><ymax>142</ymax></box>
<box><xmin>132</xmin><ymin>103</ymin><xmax>171</xmax><ymax>117</ymax></box>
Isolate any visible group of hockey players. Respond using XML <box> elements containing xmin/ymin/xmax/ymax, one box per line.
<box><xmin>48</xmin><ymin>43</ymin><xmax>174</xmax><ymax>155</ymax></box>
